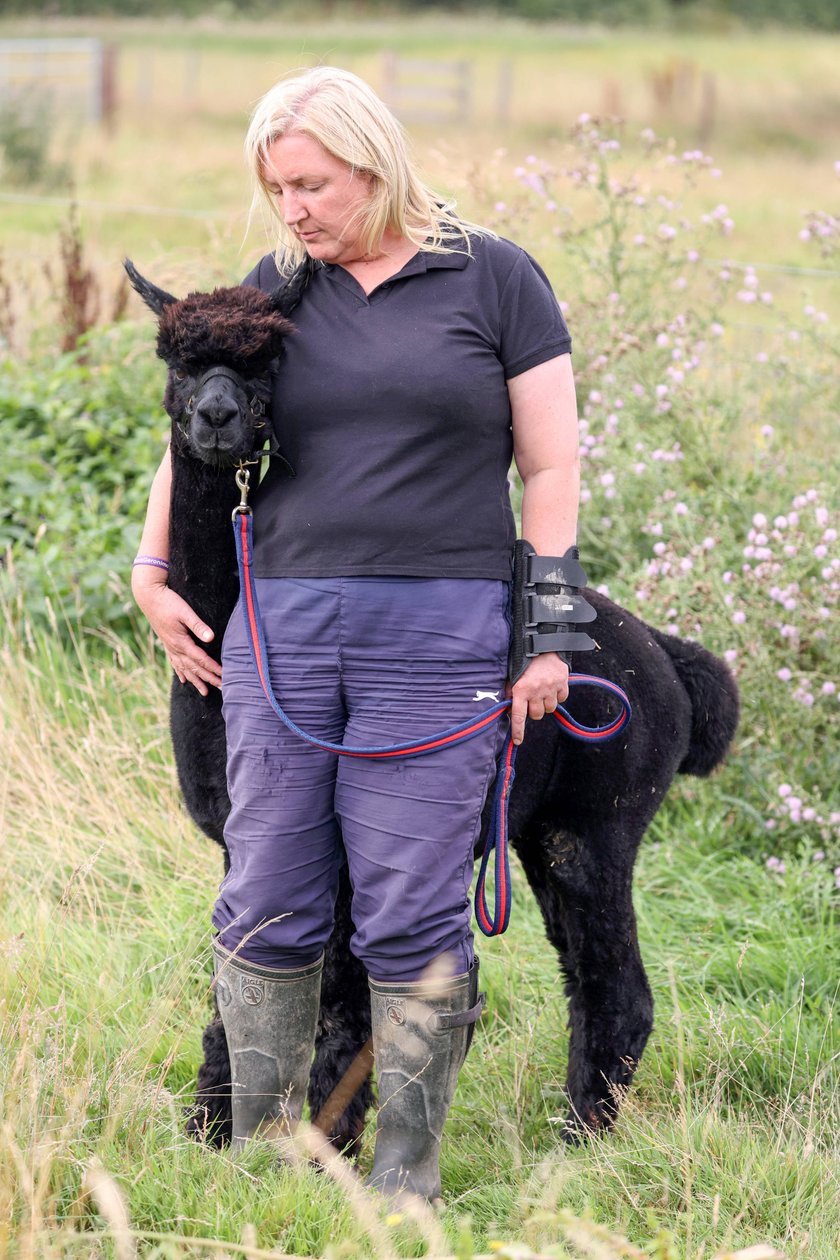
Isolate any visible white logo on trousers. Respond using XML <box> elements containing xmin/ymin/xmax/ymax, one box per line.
<box><xmin>472</xmin><ymin>690</ymin><xmax>500</xmax><ymax>703</ymax></box>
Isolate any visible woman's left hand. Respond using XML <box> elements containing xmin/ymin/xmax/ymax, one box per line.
<box><xmin>508</xmin><ymin>654</ymin><xmax>570</xmax><ymax>746</ymax></box>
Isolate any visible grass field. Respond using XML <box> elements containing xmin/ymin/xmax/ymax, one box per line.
<box><xmin>1</xmin><ymin>13</ymin><xmax>839</xmax><ymax>1260</ymax></box>
<box><xmin>1</xmin><ymin>615</ymin><xmax>838</xmax><ymax>1259</ymax></box>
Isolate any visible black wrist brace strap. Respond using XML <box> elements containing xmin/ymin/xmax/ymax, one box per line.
<box><xmin>509</xmin><ymin>539</ymin><xmax>598</xmax><ymax>684</ymax></box>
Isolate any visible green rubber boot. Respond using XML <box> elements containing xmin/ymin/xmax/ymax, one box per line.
<box><xmin>367</xmin><ymin>960</ymin><xmax>485</xmax><ymax>1204</ymax></box>
<box><xmin>212</xmin><ymin>940</ymin><xmax>322</xmax><ymax>1153</ymax></box>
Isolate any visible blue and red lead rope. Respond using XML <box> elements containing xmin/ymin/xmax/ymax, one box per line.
<box><xmin>233</xmin><ymin>510</ymin><xmax>632</xmax><ymax>936</ymax></box>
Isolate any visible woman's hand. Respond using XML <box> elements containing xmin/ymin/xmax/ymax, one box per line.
<box><xmin>508</xmin><ymin>653</ymin><xmax>569</xmax><ymax>746</ymax></box>
<box><xmin>133</xmin><ymin>570</ymin><xmax>222</xmax><ymax>696</ymax></box>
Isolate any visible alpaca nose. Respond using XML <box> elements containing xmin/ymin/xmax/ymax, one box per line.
<box><xmin>194</xmin><ymin>395</ymin><xmax>240</xmax><ymax>428</ymax></box>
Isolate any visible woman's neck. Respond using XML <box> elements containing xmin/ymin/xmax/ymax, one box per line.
<box><xmin>338</xmin><ymin>233</ymin><xmax>419</xmax><ymax>294</ymax></box>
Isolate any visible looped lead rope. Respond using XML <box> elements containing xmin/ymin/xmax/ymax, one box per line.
<box><xmin>233</xmin><ymin>510</ymin><xmax>632</xmax><ymax>936</ymax></box>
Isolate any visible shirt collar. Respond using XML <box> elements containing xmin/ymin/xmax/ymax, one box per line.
<box><xmin>319</xmin><ymin>246</ymin><xmax>471</xmax><ymax>282</ymax></box>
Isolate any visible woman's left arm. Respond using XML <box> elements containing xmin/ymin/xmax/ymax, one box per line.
<box><xmin>508</xmin><ymin>353</ymin><xmax>581</xmax><ymax>745</ymax></box>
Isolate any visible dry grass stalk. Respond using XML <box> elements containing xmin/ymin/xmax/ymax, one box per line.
<box><xmin>80</xmin><ymin>1161</ymin><xmax>136</xmax><ymax>1260</ymax></box>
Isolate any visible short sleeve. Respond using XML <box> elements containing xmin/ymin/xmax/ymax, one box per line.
<box><xmin>498</xmin><ymin>249</ymin><xmax>572</xmax><ymax>380</ymax></box>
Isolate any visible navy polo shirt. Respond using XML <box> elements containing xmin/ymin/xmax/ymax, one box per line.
<box><xmin>242</xmin><ymin>233</ymin><xmax>571</xmax><ymax>580</ymax></box>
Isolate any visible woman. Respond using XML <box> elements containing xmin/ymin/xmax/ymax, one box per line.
<box><xmin>133</xmin><ymin>66</ymin><xmax>580</xmax><ymax>1203</ymax></box>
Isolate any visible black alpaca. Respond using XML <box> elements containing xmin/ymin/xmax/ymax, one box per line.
<box><xmin>126</xmin><ymin>260</ymin><xmax>739</xmax><ymax>1152</ymax></box>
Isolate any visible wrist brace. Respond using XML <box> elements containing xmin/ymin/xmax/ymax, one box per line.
<box><xmin>508</xmin><ymin>539</ymin><xmax>597</xmax><ymax>684</ymax></box>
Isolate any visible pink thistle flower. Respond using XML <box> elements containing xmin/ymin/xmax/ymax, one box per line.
<box><xmin>777</xmin><ymin>668</ymin><xmax>792</xmax><ymax>682</ymax></box>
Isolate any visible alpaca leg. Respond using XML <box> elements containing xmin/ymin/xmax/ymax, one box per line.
<box><xmin>308</xmin><ymin>865</ymin><xmax>374</xmax><ymax>1157</ymax></box>
<box><xmin>559</xmin><ymin>859</ymin><xmax>653</xmax><ymax>1139</ymax></box>
<box><xmin>187</xmin><ymin>1005</ymin><xmax>233</xmax><ymax>1149</ymax></box>
<box><xmin>515</xmin><ymin>823</ymin><xmax>653</xmax><ymax>1139</ymax></box>
<box><xmin>170</xmin><ymin>679</ymin><xmax>230</xmax><ymax>848</ymax></box>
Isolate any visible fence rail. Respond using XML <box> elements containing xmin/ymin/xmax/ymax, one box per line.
<box><xmin>0</xmin><ymin>37</ymin><xmax>113</xmax><ymax>124</ymax></box>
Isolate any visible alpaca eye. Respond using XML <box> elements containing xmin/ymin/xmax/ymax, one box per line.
<box><xmin>174</xmin><ymin>369</ymin><xmax>187</xmax><ymax>382</ymax></box>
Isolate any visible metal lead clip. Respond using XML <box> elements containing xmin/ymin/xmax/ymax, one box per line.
<box><xmin>232</xmin><ymin>465</ymin><xmax>252</xmax><ymax>521</ymax></box>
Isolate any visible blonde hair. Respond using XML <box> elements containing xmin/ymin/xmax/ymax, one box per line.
<box><xmin>245</xmin><ymin>66</ymin><xmax>492</xmax><ymax>275</ymax></box>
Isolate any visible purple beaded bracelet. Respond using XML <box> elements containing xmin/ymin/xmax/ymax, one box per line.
<box><xmin>133</xmin><ymin>555</ymin><xmax>170</xmax><ymax>572</ymax></box>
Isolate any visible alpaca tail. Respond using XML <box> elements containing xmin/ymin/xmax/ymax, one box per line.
<box><xmin>649</xmin><ymin>628</ymin><xmax>740</xmax><ymax>777</ymax></box>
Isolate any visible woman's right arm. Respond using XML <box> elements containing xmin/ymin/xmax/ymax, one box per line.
<box><xmin>131</xmin><ymin>448</ymin><xmax>223</xmax><ymax>695</ymax></box>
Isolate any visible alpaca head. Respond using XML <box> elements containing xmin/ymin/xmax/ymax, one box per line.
<box><xmin>124</xmin><ymin>260</ymin><xmax>297</xmax><ymax>467</ymax></box>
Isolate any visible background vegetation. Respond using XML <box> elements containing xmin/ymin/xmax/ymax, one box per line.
<box><xmin>3</xmin><ymin>0</ymin><xmax>840</xmax><ymax>33</ymax></box>
<box><xmin>0</xmin><ymin>13</ymin><xmax>838</xmax><ymax>1260</ymax></box>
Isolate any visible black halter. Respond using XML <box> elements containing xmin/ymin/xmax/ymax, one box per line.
<box><xmin>185</xmin><ymin>364</ymin><xmax>266</xmax><ymax>419</ymax></box>
<box><xmin>181</xmin><ymin>364</ymin><xmax>291</xmax><ymax>470</ymax></box>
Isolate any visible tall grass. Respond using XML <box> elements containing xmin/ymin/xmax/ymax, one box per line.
<box><xmin>2</xmin><ymin>606</ymin><xmax>834</xmax><ymax>1257</ymax></box>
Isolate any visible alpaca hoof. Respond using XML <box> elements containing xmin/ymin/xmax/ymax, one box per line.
<box><xmin>185</xmin><ymin>1104</ymin><xmax>230</xmax><ymax>1149</ymax></box>
<box><xmin>559</xmin><ymin>1106</ymin><xmax>612</xmax><ymax>1145</ymax></box>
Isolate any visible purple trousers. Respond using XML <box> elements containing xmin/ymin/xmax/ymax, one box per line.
<box><xmin>212</xmin><ymin>576</ymin><xmax>510</xmax><ymax>981</ymax></box>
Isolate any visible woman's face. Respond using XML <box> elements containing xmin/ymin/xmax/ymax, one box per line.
<box><xmin>262</xmin><ymin>132</ymin><xmax>376</xmax><ymax>266</ymax></box>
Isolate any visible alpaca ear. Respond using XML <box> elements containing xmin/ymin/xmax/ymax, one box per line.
<box><xmin>267</xmin><ymin>256</ymin><xmax>316</xmax><ymax>318</ymax></box>
<box><xmin>123</xmin><ymin>259</ymin><xmax>178</xmax><ymax>316</ymax></box>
